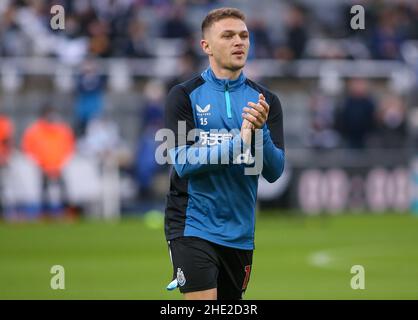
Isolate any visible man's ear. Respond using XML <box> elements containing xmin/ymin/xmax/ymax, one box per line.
<box><xmin>200</xmin><ymin>39</ymin><xmax>212</xmax><ymax>56</ymax></box>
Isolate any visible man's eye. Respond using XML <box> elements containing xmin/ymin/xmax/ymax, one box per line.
<box><xmin>223</xmin><ymin>34</ymin><xmax>233</xmax><ymax>38</ymax></box>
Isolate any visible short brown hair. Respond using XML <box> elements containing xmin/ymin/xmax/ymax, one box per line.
<box><xmin>201</xmin><ymin>7</ymin><xmax>246</xmax><ymax>37</ymax></box>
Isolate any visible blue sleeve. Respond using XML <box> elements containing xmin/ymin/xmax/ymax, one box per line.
<box><xmin>165</xmin><ymin>84</ymin><xmax>244</xmax><ymax>178</ymax></box>
<box><xmin>169</xmin><ymin>134</ymin><xmax>243</xmax><ymax>178</ymax></box>
<box><xmin>260</xmin><ymin>93</ymin><xmax>285</xmax><ymax>182</ymax></box>
<box><xmin>260</xmin><ymin>128</ymin><xmax>285</xmax><ymax>182</ymax></box>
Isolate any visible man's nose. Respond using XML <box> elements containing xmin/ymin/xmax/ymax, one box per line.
<box><xmin>233</xmin><ymin>35</ymin><xmax>244</xmax><ymax>46</ymax></box>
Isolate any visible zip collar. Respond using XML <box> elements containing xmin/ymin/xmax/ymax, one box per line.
<box><xmin>201</xmin><ymin>67</ymin><xmax>246</xmax><ymax>92</ymax></box>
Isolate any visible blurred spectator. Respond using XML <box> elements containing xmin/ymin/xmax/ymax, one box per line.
<box><xmin>248</xmin><ymin>18</ymin><xmax>274</xmax><ymax>59</ymax></box>
<box><xmin>306</xmin><ymin>94</ymin><xmax>340</xmax><ymax>149</ymax></box>
<box><xmin>22</xmin><ymin>105</ymin><xmax>75</xmax><ymax>219</ymax></box>
<box><xmin>0</xmin><ymin>140</ymin><xmax>42</xmax><ymax>222</ymax></box>
<box><xmin>69</xmin><ymin>1</ymin><xmax>97</xmax><ymax>38</ymax></box>
<box><xmin>375</xmin><ymin>94</ymin><xmax>407</xmax><ymax>148</ymax></box>
<box><xmin>74</xmin><ymin>59</ymin><xmax>106</xmax><ymax>137</ymax></box>
<box><xmin>369</xmin><ymin>8</ymin><xmax>406</xmax><ymax>60</ymax></box>
<box><xmin>79</xmin><ymin>114</ymin><xmax>122</xmax><ymax>160</ymax></box>
<box><xmin>96</xmin><ymin>0</ymin><xmax>136</xmax><ymax>57</ymax></box>
<box><xmin>0</xmin><ymin>115</ymin><xmax>14</xmax><ymax>166</ymax></box>
<box><xmin>0</xmin><ymin>114</ymin><xmax>14</xmax><ymax>219</ymax></box>
<box><xmin>275</xmin><ymin>4</ymin><xmax>308</xmax><ymax>60</ymax></box>
<box><xmin>336</xmin><ymin>78</ymin><xmax>377</xmax><ymax>149</ymax></box>
<box><xmin>0</xmin><ymin>4</ymin><xmax>21</xmax><ymax>56</ymax></box>
<box><xmin>87</xmin><ymin>18</ymin><xmax>111</xmax><ymax>57</ymax></box>
<box><xmin>160</xmin><ymin>4</ymin><xmax>191</xmax><ymax>39</ymax></box>
<box><xmin>135</xmin><ymin>79</ymin><xmax>165</xmax><ymax>200</ymax></box>
<box><xmin>407</xmin><ymin>2</ymin><xmax>418</xmax><ymax>40</ymax></box>
<box><xmin>75</xmin><ymin>112</ymin><xmax>133</xmax><ymax>219</ymax></box>
<box><xmin>166</xmin><ymin>50</ymin><xmax>199</xmax><ymax>91</ymax></box>
<box><xmin>125</xmin><ymin>20</ymin><xmax>153</xmax><ymax>58</ymax></box>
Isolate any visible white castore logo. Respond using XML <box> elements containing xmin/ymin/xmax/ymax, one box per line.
<box><xmin>196</xmin><ymin>104</ymin><xmax>211</xmax><ymax>113</ymax></box>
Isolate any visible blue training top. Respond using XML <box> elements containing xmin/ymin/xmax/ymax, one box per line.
<box><xmin>164</xmin><ymin>67</ymin><xmax>285</xmax><ymax>250</ymax></box>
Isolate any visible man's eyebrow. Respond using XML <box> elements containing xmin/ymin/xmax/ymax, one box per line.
<box><xmin>220</xmin><ymin>30</ymin><xmax>249</xmax><ymax>34</ymax></box>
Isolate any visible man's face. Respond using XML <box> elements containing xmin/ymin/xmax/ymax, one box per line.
<box><xmin>202</xmin><ymin>18</ymin><xmax>250</xmax><ymax>72</ymax></box>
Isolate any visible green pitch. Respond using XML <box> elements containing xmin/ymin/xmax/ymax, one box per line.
<box><xmin>1</xmin><ymin>212</ymin><xmax>418</xmax><ymax>299</ymax></box>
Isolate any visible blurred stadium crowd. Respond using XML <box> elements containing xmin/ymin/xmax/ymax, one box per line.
<box><xmin>0</xmin><ymin>0</ymin><xmax>417</xmax><ymax>221</ymax></box>
<box><xmin>1</xmin><ymin>0</ymin><xmax>418</xmax><ymax>60</ymax></box>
